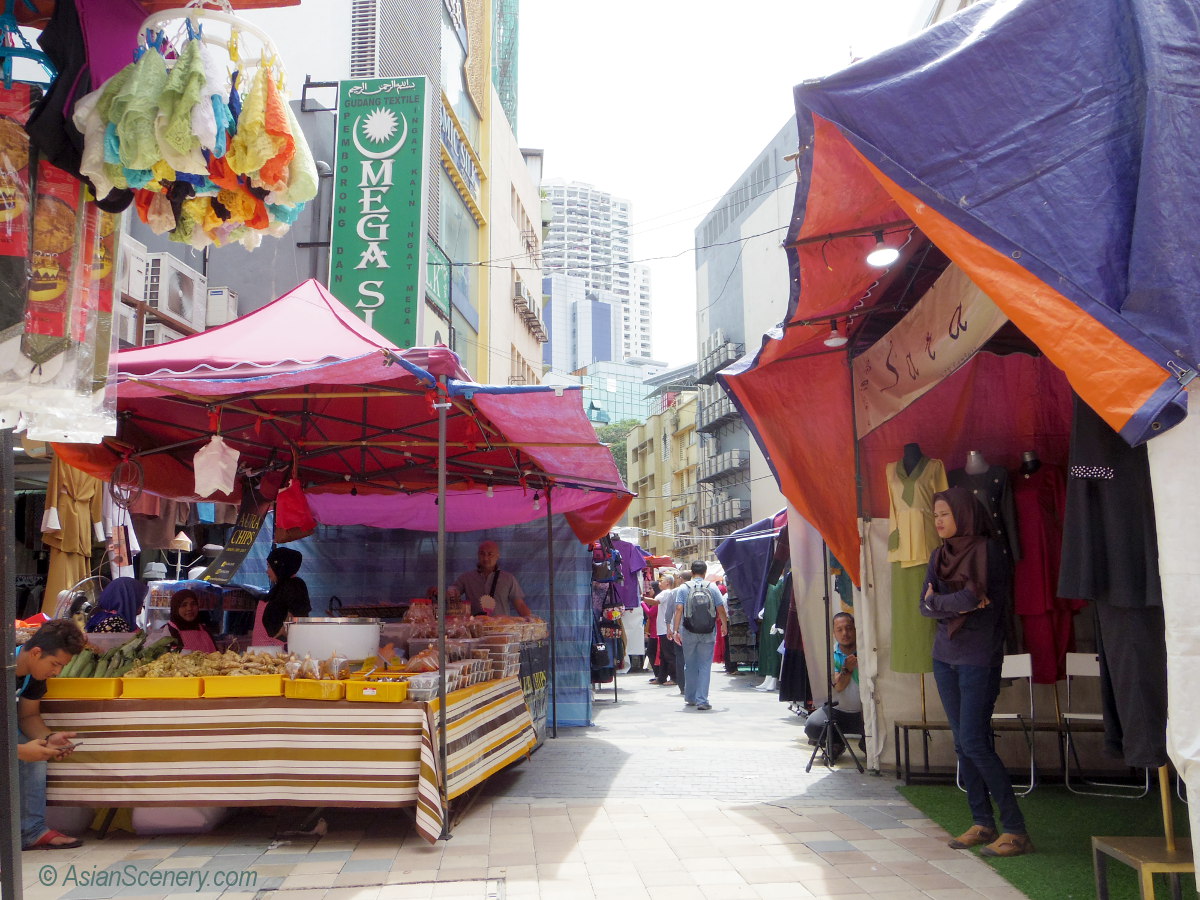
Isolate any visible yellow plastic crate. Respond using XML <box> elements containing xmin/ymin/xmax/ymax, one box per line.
<box><xmin>345</xmin><ymin>680</ymin><xmax>408</xmax><ymax>702</ymax></box>
<box><xmin>121</xmin><ymin>677</ymin><xmax>203</xmax><ymax>699</ymax></box>
<box><xmin>202</xmin><ymin>674</ymin><xmax>283</xmax><ymax>698</ymax></box>
<box><xmin>283</xmin><ymin>679</ymin><xmax>346</xmax><ymax>701</ymax></box>
<box><xmin>45</xmin><ymin>678</ymin><xmax>122</xmax><ymax>700</ymax></box>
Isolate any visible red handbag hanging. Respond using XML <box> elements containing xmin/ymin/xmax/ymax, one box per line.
<box><xmin>273</xmin><ymin>458</ymin><xmax>316</xmax><ymax>544</ymax></box>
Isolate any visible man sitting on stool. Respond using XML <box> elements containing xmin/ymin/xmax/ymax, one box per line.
<box><xmin>804</xmin><ymin>612</ymin><xmax>864</xmax><ymax>763</ymax></box>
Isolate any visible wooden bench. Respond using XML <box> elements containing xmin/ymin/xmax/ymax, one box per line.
<box><xmin>893</xmin><ymin>718</ymin><xmax>1077</xmax><ymax>786</ymax></box>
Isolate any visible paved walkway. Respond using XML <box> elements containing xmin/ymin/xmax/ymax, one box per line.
<box><xmin>17</xmin><ymin>666</ymin><xmax>1028</xmax><ymax>899</ymax></box>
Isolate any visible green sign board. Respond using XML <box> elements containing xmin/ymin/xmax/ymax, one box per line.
<box><xmin>329</xmin><ymin>77</ymin><xmax>429</xmax><ymax>348</ymax></box>
<box><xmin>426</xmin><ymin>240</ymin><xmax>451</xmax><ymax>317</ymax></box>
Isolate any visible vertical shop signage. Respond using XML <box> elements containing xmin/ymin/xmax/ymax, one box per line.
<box><xmin>197</xmin><ymin>481</ymin><xmax>272</xmax><ymax>585</ymax></box>
<box><xmin>329</xmin><ymin>77</ymin><xmax>429</xmax><ymax>348</ymax></box>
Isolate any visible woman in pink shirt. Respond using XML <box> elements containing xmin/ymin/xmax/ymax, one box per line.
<box><xmin>167</xmin><ymin>589</ymin><xmax>217</xmax><ymax>653</ymax></box>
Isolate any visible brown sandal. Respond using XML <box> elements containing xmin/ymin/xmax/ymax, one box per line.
<box><xmin>948</xmin><ymin>824</ymin><xmax>997</xmax><ymax>849</ymax></box>
<box><xmin>981</xmin><ymin>833</ymin><xmax>1034</xmax><ymax>857</ymax></box>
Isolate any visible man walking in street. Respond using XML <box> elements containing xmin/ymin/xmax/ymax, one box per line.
<box><xmin>672</xmin><ymin>561</ymin><xmax>728</xmax><ymax>710</ymax></box>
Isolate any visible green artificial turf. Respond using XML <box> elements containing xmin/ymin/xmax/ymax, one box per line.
<box><xmin>898</xmin><ymin>784</ymin><xmax>1195</xmax><ymax>900</ymax></box>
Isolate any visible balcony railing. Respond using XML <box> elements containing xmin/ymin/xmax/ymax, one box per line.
<box><xmin>697</xmin><ymin>450</ymin><xmax>750</xmax><ymax>483</ymax></box>
<box><xmin>698</xmin><ymin>498</ymin><xmax>748</xmax><ymax>528</ymax></box>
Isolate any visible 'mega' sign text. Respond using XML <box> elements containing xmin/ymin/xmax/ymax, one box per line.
<box><xmin>329</xmin><ymin>77</ymin><xmax>429</xmax><ymax>348</ymax></box>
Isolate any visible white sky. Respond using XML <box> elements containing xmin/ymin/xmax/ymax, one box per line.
<box><xmin>244</xmin><ymin>0</ymin><xmax>931</xmax><ymax>367</ymax></box>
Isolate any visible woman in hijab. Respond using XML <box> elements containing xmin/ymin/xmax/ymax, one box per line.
<box><xmin>85</xmin><ymin>577</ymin><xmax>147</xmax><ymax>633</ymax></box>
<box><xmin>253</xmin><ymin>547</ymin><xmax>311</xmax><ymax>645</ymax></box>
<box><xmin>167</xmin><ymin>589</ymin><xmax>217</xmax><ymax>653</ymax></box>
<box><xmin>920</xmin><ymin>486</ymin><xmax>1031</xmax><ymax>858</ymax></box>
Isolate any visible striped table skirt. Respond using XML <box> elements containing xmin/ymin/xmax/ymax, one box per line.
<box><xmin>41</xmin><ymin>676</ymin><xmax>536</xmax><ymax>843</ymax></box>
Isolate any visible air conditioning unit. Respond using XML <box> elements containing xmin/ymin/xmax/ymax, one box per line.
<box><xmin>143</xmin><ymin>323</ymin><xmax>186</xmax><ymax>346</ymax></box>
<box><xmin>115</xmin><ymin>303</ymin><xmax>139</xmax><ymax>347</ymax></box>
<box><xmin>118</xmin><ymin>236</ymin><xmax>148</xmax><ymax>302</ymax></box>
<box><xmin>206</xmin><ymin>286</ymin><xmax>239</xmax><ymax>327</ymax></box>
<box><xmin>145</xmin><ymin>253</ymin><xmax>207</xmax><ymax>331</ymax></box>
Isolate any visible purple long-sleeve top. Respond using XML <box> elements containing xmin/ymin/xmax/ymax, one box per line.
<box><xmin>919</xmin><ymin>540</ymin><xmax>1010</xmax><ymax>668</ymax></box>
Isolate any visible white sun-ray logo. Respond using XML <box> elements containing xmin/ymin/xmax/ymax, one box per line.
<box><xmin>362</xmin><ymin>108</ymin><xmax>398</xmax><ymax>144</ymax></box>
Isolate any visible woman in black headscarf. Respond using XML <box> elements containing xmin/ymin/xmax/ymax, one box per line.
<box><xmin>920</xmin><ymin>485</ymin><xmax>1031</xmax><ymax>858</ymax></box>
<box><xmin>252</xmin><ymin>547</ymin><xmax>311</xmax><ymax>645</ymax></box>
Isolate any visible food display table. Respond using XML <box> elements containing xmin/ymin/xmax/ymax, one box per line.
<box><xmin>40</xmin><ymin>676</ymin><xmax>536</xmax><ymax>843</ymax></box>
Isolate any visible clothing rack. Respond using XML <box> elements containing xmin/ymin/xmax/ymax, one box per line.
<box><xmin>139</xmin><ymin>0</ymin><xmax>280</xmax><ymax>71</ymax></box>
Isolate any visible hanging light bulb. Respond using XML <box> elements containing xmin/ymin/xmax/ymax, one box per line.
<box><xmin>866</xmin><ymin>229</ymin><xmax>899</xmax><ymax>267</ymax></box>
<box><xmin>533</xmin><ymin>491</ymin><xmax>541</xmax><ymax>511</ymax></box>
<box><xmin>486</xmin><ymin>484</ymin><xmax>494</xmax><ymax>498</ymax></box>
<box><xmin>485</xmin><ymin>469</ymin><xmax>494</xmax><ymax>498</ymax></box>
<box><xmin>823</xmin><ymin>319</ymin><xmax>849</xmax><ymax>348</ymax></box>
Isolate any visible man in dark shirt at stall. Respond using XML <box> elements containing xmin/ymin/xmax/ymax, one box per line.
<box><xmin>16</xmin><ymin>620</ymin><xmax>86</xmax><ymax>849</ymax></box>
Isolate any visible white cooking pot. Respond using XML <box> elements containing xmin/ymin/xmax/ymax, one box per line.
<box><xmin>286</xmin><ymin>617</ymin><xmax>381</xmax><ymax>661</ymax></box>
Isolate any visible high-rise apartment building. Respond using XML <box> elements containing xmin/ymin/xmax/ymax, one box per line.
<box><xmin>542</xmin><ymin>180</ymin><xmax>652</xmax><ymax>370</ymax></box>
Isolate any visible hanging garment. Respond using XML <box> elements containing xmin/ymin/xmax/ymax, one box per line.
<box><xmin>1094</xmin><ymin>602</ymin><xmax>1168</xmax><ymax>768</ymax></box>
<box><xmin>72</xmin><ymin>17</ymin><xmax>317</xmax><ymax>250</ymax></box>
<box><xmin>777</xmin><ymin>582</ymin><xmax>811</xmax><ymax>704</ymax></box>
<box><xmin>715</xmin><ymin>516</ymin><xmax>776</xmax><ymax>634</ymax></box>
<box><xmin>1059</xmin><ymin>393</ymin><xmax>1166</xmax><ymax>768</ymax></box>
<box><xmin>40</xmin><ymin>456</ymin><xmax>104</xmax><ymax>613</ymax></box>
<box><xmin>948</xmin><ymin>465</ymin><xmax>1021</xmax><ymax>560</ymax></box>
<box><xmin>1012</xmin><ymin>465</ymin><xmax>1083</xmax><ymax>683</ymax></box>
<box><xmin>757</xmin><ymin>577</ymin><xmax>785</xmax><ymax>679</ymax></box>
<box><xmin>609</xmin><ymin>539</ymin><xmax>647</xmax><ymax>609</ymax></box>
<box><xmin>193</xmin><ymin>434</ymin><xmax>239</xmax><ymax>497</ymax></box>
<box><xmin>1059</xmin><ymin>394</ymin><xmax>1162</xmax><ymax>608</ymax></box>
<box><xmin>887</xmin><ymin>456</ymin><xmax>946</xmax><ymax>673</ymax></box>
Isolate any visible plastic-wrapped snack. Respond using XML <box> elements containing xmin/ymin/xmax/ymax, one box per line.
<box><xmin>403</xmin><ymin>646</ymin><xmax>440</xmax><ymax>673</ymax></box>
<box><xmin>299</xmin><ymin>653</ymin><xmax>321</xmax><ymax>680</ymax></box>
<box><xmin>325</xmin><ymin>652</ymin><xmax>349</xmax><ymax>680</ymax></box>
<box><xmin>285</xmin><ymin>657</ymin><xmax>302</xmax><ymax>681</ymax></box>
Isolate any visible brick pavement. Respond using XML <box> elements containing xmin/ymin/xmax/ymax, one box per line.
<box><xmin>17</xmin><ymin>665</ymin><xmax>1029</xmax><ymax>899</ymax></box>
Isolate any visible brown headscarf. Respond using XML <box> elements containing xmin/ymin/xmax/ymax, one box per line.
<box><xmin>169</xmin><ymin>589</ymin><xmax>203</xmax><ymax>631</ymax></box>
<box><xmin>932</xmin><ymin>486</ymin><xmax>991</xmax><ymax>637</ymax></box>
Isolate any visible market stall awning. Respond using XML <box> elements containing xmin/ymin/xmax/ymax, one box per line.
<box><xmin>722</xmin><ymin>0</ymin><xmax>1199</xmax><ymax>582</ymax></box>
<box><xmin>53</xmin><ymin>279</ymin><xmax>632</xmax><ymax>543</ymax></box>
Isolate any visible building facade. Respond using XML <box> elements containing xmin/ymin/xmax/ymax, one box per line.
<box><xmin>542</xmin><ymin>180</ymin><xmax>652</xmax><ymax>369</ymax></box>
<box><xmin>573</xmin><ymin>357</ymin><xmax>668</xmax><ymax>426</ymax></box>
<box><xmin>625</xmin><ymin>389</ymin><xmax>699</xmax><ymax>559</ymax></box>
<box><xmin>693</xmin><ymin>122</ymin><xmax>794</xmax><ymax>534</ymax></box>
<box><xmin>541</xmin><ymin>273</ymin><xmax>619</xmax><ymax>373</ymax></box>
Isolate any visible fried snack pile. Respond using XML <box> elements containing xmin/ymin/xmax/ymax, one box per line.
<box><xmin>124</xmin><ymin>650</ymin><xmax>290</xmax><ymax>678</ymax></box>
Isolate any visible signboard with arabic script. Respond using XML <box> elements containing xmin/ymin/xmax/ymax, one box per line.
<box><xmin>329</xmin><ymin>77</ymin><xmax>429</xmax><ymax>348</ymax></box>
<box><xmin>852</xmin><ymin>265</ymin><xmax>1009</xmax><ymax>438</ymax></box>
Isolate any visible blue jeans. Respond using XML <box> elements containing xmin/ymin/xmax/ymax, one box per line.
<box><xmin>18</xmin><ymin>727</ymin><xmax>49</xmax><ymax>846</ymax></box>
<box><xmin>933</xmin><ymin>659</ymin><xmax>1026</xmax><ymax>835</ymax></box>
<box><xmin>680</xmin><ymin>631</ymin><xmax>716</xmax><ymax>705</ymax></box>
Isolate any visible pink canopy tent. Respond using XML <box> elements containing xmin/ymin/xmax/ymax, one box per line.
<box><xmin>53</xmin><ymin>278</ymin><xmax>632</xmax><ymax>541</ymax></box>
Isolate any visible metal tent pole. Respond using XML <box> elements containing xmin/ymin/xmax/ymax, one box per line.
<box><xmin>545</xmin><ymin>486</ymin><xmax>557</xmax><ymax>738</ymax></box>
<box><xmin>2</xmin><ymin>428</ymin><xmax>23</xmax><ymax>899</ymax></box>
<box><xmin>434</xmin><ymin>377</ymin><xmax>450</xmax><ymax>839</ymax></box>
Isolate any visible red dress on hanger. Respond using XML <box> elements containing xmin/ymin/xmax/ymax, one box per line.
<box><xmin>1012</xmin><ymin>465</ymin><xmax>1085</xmax><ymax>683</ymax></box>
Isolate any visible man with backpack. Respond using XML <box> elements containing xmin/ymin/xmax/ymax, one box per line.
<box><xmin>671</xmin><ymin>561</ymin><xmax>728</xmax><ymax>711</ymax></box>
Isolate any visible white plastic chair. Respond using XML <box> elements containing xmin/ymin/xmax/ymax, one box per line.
<box><xmin>1060</xmin><ymin>652</ymin><xmax>1150</xmax><ymax>798</ymax></box>
<box><xmin>957</xmin><ymin>653</ymin><xmax>1037</xmax><ymax>796</ymax></box>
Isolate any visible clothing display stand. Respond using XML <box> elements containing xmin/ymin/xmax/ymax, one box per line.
<box><xmin>806</xmin><ymin>545</ymin><xmax>864</xmax><ymax>774</ymax></box>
